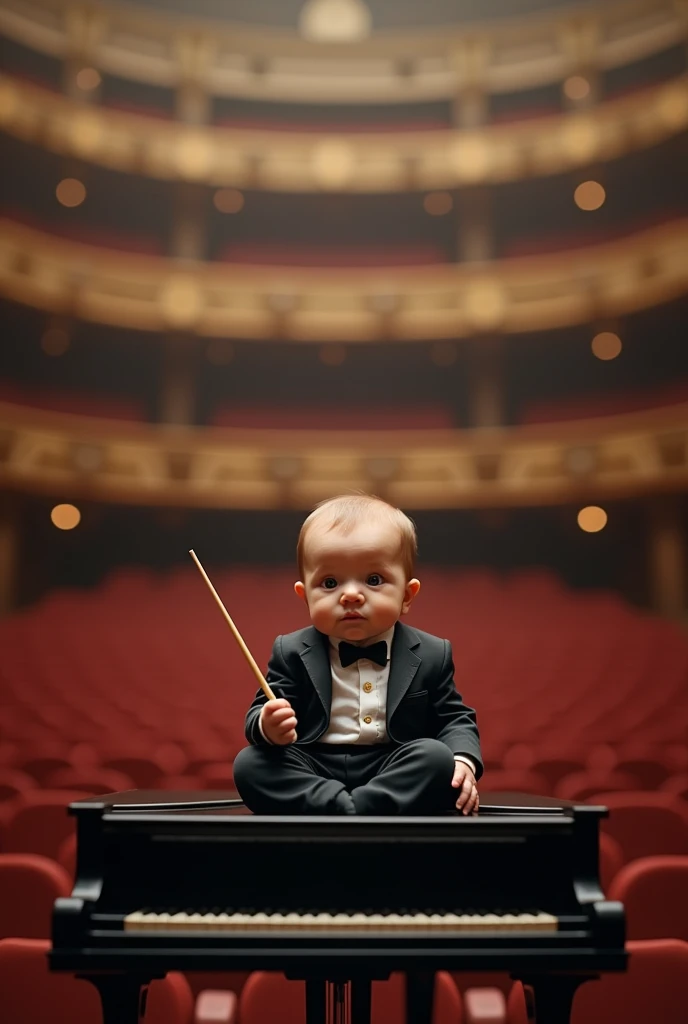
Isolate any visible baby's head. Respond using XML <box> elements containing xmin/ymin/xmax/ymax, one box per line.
<box><xmin>294</xmin><ymin>494</ymin><xmax>421</xmax><ymax>642</ymax></box>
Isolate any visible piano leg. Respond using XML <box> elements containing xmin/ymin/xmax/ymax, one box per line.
<box><xmin>351</xmin><ymin>978</ymin><xmax>371</xmax><ymax>1024</ymax></box>
<box><xmin>78</xmin><ymin>973</ymin><xmax>159</xmax><ymax>1024</ymax></box>
<box><xmin>518</xmin><ymin>974</ymin><xmax>598</xmax><ymax>1024</ymax></box>
<box><xmin>406</xmin><ymin>971</ymin><xmax>435</xmax><ymax>1024</ymax></box>
<box><xmin>306</xmin><ymin>979</ymin><xmax>327</xmax><ymax>1024</ymax></box>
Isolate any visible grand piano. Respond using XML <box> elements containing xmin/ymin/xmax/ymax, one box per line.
<box><xmin>50</xmin><ymin>790</ymin><xmax>626</xmax><ymax>1024</ymax></box>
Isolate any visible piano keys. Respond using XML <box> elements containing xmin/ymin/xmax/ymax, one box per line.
<box><xmin>123</xmin><ymin>910</ymin><xmax>559</xmax><ymax>932</ymax></box>
<box><xmin>50</xmin><ymin>790</ymin><xmax>626</xmax><ymax>1024</ymax></box>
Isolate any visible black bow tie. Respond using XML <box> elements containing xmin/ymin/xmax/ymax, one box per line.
<box><xmin>339</xmin><ymin>640</ymin><xmax>388</xmax><ymax>669</ymax></box>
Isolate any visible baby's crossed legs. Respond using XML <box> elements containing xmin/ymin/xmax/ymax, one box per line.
<box><xmin>233</xmin><ymin>739</ymin><xmax>455</xmax><ymax>815</ymax></box>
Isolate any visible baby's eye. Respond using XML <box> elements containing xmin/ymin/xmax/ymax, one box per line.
<box><xmin>366</xmin><ymin>574</ymin><xmax>384</xmax><ymax>586</ymax></box>
<box><xmin>322</xmin><ymin>577</ymin><xmax>338</xmax><ymax>590</ymax></box>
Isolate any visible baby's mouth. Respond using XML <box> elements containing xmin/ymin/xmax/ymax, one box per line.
<box><xmin>342</xmin><ymin>613</ymin><xmax>364</xmax><ymax>620</ymax></box>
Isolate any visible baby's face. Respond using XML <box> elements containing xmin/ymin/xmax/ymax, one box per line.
<box><xmin>295</xmin><ymin>519</ymin><xmax>420</xmax><ymax>642</ymax></box>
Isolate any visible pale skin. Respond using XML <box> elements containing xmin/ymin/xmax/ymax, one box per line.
<box><xmin>260</xmin><ymin>517</ymin><xmax>479</xmax><ymax>814</ymax></box>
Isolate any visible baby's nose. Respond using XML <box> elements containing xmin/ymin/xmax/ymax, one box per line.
<box><xmin>340</xmin><ymin>584</ymin><xmax>363</xmax><ymax>603</ymax></box>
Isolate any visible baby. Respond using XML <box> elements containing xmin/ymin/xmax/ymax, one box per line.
<box><xmin>233</xmin><ymin>494</ymin><xmax>482</xmax><ymax>815</ymax></box>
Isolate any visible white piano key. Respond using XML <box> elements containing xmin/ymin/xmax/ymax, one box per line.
<box><xmin>124</xmin><ymin>907</ymin><xmax>560</xmax><ymax>935</ymax></box>
<box><xmin>478</xmin><ymin>914</ymin><xmax>504</xmax><ymax>929</ymax></box>
<box><xmin>213</xmin><ymin>913</ymin><xmax>234</xmax><ymax>929</ymax></box>
<box><xmin>283</xmin><ymin>913</ymin><xmax>303</xmax><ymax>929</ymax></box>
<box><xmin>232</xmin><ymin>913</ymin><xmax>255</xmax><ymax>929</ymax></box>
<box><xmin>502</xmin><ymin>914</ymin><xmax>527</xmax><ymax>930</ymax></box>
<box><xmin>124</xmin><ymin>912</ymin><xmax>145</xmax><ymax>931</ymax></box>
<box><xmin>185</xmin><ymin>913</ymin><xmax>207</xmax><ymax>929</ymax></box>
<box><xmin>442</xmin><ymin>914</ymin><xmax>468</xmax><ymax>929</ymax></box>
<box><xmin>534</xmin><ymin>913</ymin><xmax>558</xmax><ymax>931</ymax></box>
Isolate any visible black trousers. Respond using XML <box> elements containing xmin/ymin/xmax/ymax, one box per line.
<box><xmin>233</xmin><ymin>737</ymin><xmax>456</xmax><ymax>815</ymax></box>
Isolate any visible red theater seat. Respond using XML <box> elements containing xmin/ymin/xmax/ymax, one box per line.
<box><xmin>609</xmin><ymin>856</ymin><xmax>688</xmax><ymax>941</ymax></box>
<box><xmin>239</xmin><ymin>970</ymin><xmax>463</xmax><ymax>1024</ymax></box>
<box><xmin>593</xmin><ymin>793</ymin><xmax>688</xmax><ymax>864</ymax></box>
<box><xmin>554</xmin><ymin>770</ymin><xmax>640</xmax><ymax>803</ymax></box>
<box><xmin>18</xmin><ymin>757</ymin><xmax>75</xmax><ymax>786</ymax></box>
<box><xmin>530</xmin><ymin>759</ymin><xmax>584</xmax><ymax>791</ymax></box>
<box><xmin>0</xmin><ymin>770</ymin><xmax>36</xmax><ymax>804</ymax></box>
<box><xmin>0</xmin><ymin>854</ymin><xmax>72</xmax><ymax>939</ymax></box>
<box><xmin>0</xmin><ymin>938</ymin><xmax>194</xmax><ymax>1024</ymax></box>
<box><xmin>46</xmin><ymin>767</ymin><xmax>135</xmax><ymax>795</ymax></box>
<box><xmin>599</xmin><ymin>833</ymin><xmax>624</xmax><ymax>895</ymax></box>
<box><xmin>507</xmin><ymin>939</ymin><xmax>688</xmax><ymax>1024</ymax></box>
<box><xmin>661</xmin><ymin>774</ymin><xmax>688</xmax><ymax>801</ymax></box>
<box><xmin>57</xmin><ymin>834</ymin><xmax>76</xmax><ymax>881</ymax></box>
<box><xmin>1</xmin><ymin>791</ymin><xmax>88</xmax><ymax>861</ymax></box>
<box><xmin>1</xmin><ymin>566</ymin><xmax>687</xmax><ymax>796</ymax></box>
<box><xmin>199</xmin><ymin>764</ymin><xmax>235</xmax><ymax>790</ymax></box>
<box><xmin>480</xmin><ymin>770</ymin><xmax>547</xmax><ymax>796</ymax></box>
<box><xmin>101</xmin><ymin>757</ymin><xmax>167</xmax><ymax>788</ymax></box>
<box><xmin>614</xmin><ymin>759</ymin><xmax>670</xmax><ymax>790</ymax></box>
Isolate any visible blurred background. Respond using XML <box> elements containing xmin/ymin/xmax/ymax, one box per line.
<box><xmin>0</xmin><ymin>0</ymin><xmax>687</xmax><ymax>1014</ymax></box>
<box><xmin>0</xmin><ymin>0</ymin><xmax>688</xmax><ymax>867</ymax></box>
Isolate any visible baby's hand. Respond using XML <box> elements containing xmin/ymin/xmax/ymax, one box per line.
<box><xmin>451</xmin><ymin>761</ymin><xmax>479</xmax><ymax>815</ymax></box>
<box><xmin>260</xmin><ymin>698</ymin><xmax>298</xmax><ymax>745</ymax></box>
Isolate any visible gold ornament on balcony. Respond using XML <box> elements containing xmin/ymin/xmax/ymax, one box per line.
<box><xmin>299</xmin><ymin>0</ymin><xmax>372</xmax><ymax>41</ymax></box>
<box><xmin>175</xmin><ymin>131</ymin><xmax>214</xmax><ymax>180</ymax></box>
<box><xmin>560</xmin><ymin>116</ymin><xmax>599</xmax><ymax>163</ymax></box>
<box><xmin>311</xmin><ymin>139</ymin><xmax>356</xmax><ymax>189</ymax></box>
<box><xmin>69</xmin><ymin>109</ymin><xmax>104</xmax><ymax>158</ymax></box>
<box><xmin>464</xmin><ymin>279</ymin><xmax>507</xmax><ymax>330</ymax></box>
<box><xmin>159</xmin><ymin>275</ymin><xmax>203</xmax><ymax>328</ymax></box>
<box><xmin>656</xmin><ymin>82</ymin><xmax>688</xmax><ymax>131</ymax></box>
<box><xmin>448</xmin><ymin>135</ymin><xmax>489</xmax><ymax>183</ymax></box>
<box><xmin>0</xmin><ymin>79</ymin><xmax>18</xmax><ymax>123</ymax></box>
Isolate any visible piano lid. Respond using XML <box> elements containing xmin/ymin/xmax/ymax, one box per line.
<box><xmin>67</xmin><ymin>790</ymin><xmax>585</xmax><ymax>816</ymax></box>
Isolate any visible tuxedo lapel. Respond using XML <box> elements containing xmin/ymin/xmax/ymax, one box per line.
<box><xmin>386</xmin><ymin>622</ymin><xmax>422</xmax><ymax>722</ymax></box>
<box><xmin>299</xmin><ymin>627</ymin><xmax>332</xmax><ymax>714</ymax></box>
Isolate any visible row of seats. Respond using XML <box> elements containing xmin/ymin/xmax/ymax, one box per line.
<box><xmin>2</xmin><ymin>757</ymin><xmax>687</xmax><ymax>801</ymax></box>
<box><xmin>3</xmin><ymin>382</ymin><xmax>688</xmax><ymax>430</ymax></box>
<box><xmin>5</xmin><ymin>207</ymin><xmax>684</xmax><ymax>265</ymax></box>
<box><xmin>2</xmin><ymin>568</ymin><xmax>686</xmax><ymax>762</ymax></box>
<box><xmin>1</xmin><ymin>936</ymin><xmax>687</xmax><ymax>1024</ymax></box>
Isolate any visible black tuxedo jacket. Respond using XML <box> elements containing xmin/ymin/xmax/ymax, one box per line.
<box><xmin>244</xmin><ymin>621</ymin><xmax>483</xmax><ymax>779</ymax></box>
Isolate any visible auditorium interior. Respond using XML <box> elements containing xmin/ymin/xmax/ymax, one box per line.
<box><xmin>0</xmin><ymin>0</ymin><xmax>687</xmax><ymax>1021</ymax></box>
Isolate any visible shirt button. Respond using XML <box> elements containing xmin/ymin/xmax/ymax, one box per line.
<box><xmin>363</xmin><ymin>715</ymin><xmax>372</xmax><ymax>725</ymax></box>
<box><xmin>363</xmin><ymin>682</ymin><xmax>373</xmax><ymax>693</ymax></box>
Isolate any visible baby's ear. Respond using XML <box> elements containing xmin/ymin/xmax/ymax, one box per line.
<box><xmin>294</xmin><ymin>581</ymin><xmax>307</xmax><ymax>603</ymax></box>
<box><xmin>401</xmin><ymin>578</ymin><xmax>421</xmax><ymax>614</ymax></box>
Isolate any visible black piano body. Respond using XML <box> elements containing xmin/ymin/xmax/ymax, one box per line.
<box><xmin>50</xmin><ymin>791</ymin><xmax>626</xmax><ymax>1023</ymax></box>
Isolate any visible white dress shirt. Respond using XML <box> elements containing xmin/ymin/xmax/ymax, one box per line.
<box><xmin>260</xmin><ymin>626</ymin><xmax>475</xmax><ymax>774</ymax></box>
<box><xmin>322</xmin><ymin>627</ymin><xmax>396</xmax><ymax>744</ymax></box>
